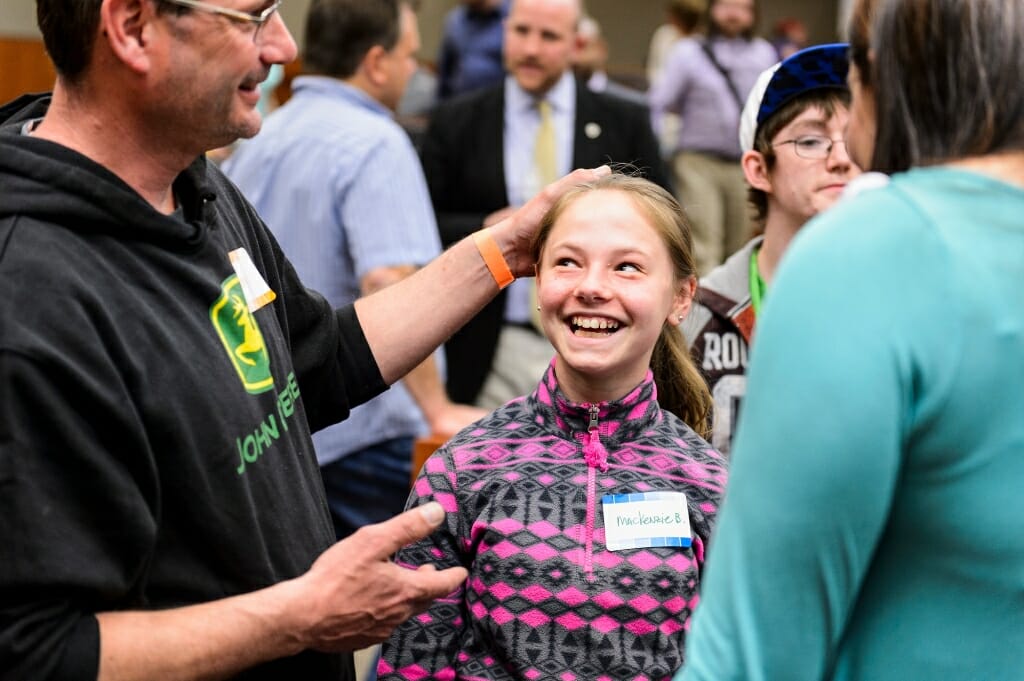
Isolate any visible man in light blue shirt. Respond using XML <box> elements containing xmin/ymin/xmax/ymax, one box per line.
<box><xmin>225</xmin><ymin>0</ymin><xmax>484</xmax><ymax>540</ymax></box>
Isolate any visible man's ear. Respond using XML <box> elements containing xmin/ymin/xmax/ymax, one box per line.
<box><xmin>741</xmin><ymin>149</ymin><xmax>772</xmax><ymax>193</ymax></box>
<box><xmin>361</xmin><ymin>44</ymin><xmax>389</xmax><ymax>88</ymax></box>
<box><xmin>100</xmin><ymin>0</ymin><xmax>157</xmax><ymax>75</ymax></box>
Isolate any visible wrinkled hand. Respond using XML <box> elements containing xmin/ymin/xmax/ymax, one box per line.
<box><xmin>489</xmin><ymin>166</ymin><xmax>611</xmax><ymax>276</ymax></box>
<box><xmin>292</xmin><ymin>503</ymin><xmax>467</xmax><ymax>652</ymax></box>
<box><xmin>428</xmin><ymin>402</ymin><xmax>489</xmax><ymax>438</ymax></box>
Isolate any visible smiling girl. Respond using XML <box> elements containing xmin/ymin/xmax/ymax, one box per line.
<box><xmin>379</xmin><ymin>174</ymin><xmax>727</xmax><ymax>680</ymax></box>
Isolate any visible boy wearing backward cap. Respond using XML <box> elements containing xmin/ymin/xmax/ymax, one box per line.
<box><xmin>681</xmin><ymin>43</ymin><xmax>862</xmax><ymax>455</ymax></box>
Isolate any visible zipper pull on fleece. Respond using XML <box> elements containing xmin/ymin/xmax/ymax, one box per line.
<box><xmin>583</xmin><ymin>404</ymin><xmax>609</xmax><ymax>471</ymax></box>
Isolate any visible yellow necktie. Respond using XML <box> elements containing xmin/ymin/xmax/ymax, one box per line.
<box><xmin>529</xmin><ymin>101</ymin><xmax>557</xmax><ymax>334</ymax></box>
<box><xmin>534</xmin><ymin>100</ymin><xmax>557</xmax><ymax>187</ymax></box>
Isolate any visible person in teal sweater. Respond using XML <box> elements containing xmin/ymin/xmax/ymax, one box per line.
<box><xmin>677</xmin><ymin>0</ymin><xmax>1024</xmax><ymax>679</ymax></box>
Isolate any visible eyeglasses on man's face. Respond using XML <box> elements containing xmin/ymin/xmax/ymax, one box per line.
<box><xmin>772</xmin><ymin>134</ymin><xmax>848</xmax><ymax>160</ymax></box>
<box><xmin>158</xmin><ymin>0</ymin><xmax>282</xmax><ymax>41</ymax></box>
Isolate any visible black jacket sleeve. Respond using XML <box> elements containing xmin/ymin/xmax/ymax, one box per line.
<box><xmin>0</xmin><ymin>348</ymin><xmax>156</xmax><ymax>681</ymax></box>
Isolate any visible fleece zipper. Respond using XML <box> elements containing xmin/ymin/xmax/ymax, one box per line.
<box><xmin>581</xmin><ymin>403</ymin><xmax>609</xmax><ymax>577</ymax></box>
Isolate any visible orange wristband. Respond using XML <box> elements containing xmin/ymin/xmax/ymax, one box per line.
<box><xmin>473</xmin><ymin>229</ymin><xmax>515</xmax><ymax>290</ymax></box>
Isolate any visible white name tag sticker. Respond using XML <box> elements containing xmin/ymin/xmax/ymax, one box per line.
<box><xmin>602</xmin><ymin>491</ymin><xmax>691</xmax><ymax>551</ymax></box>
<box><xmin>228</xmin><ymin>248</ymin><xmax>276</xmax><ymax>312</ymax></box>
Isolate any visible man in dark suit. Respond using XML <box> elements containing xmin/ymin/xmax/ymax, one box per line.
<box><xmin>422</xmin><ymin>0</ymin><xmax>670</xmax><ymax>406</ymax></box>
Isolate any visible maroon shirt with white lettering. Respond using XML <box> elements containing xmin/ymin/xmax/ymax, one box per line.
<box><xmin>680</xmin><ymin>238</ymin><xmax>760</xmax><ymax>456</ymax></box>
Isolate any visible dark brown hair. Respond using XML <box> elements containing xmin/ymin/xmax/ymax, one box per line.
<box><xmin>860</xmin><ymin>0</ymin><xmax>1024</xmax><ymax>173</ymax></box>
<box><xmin>37</xmin><ymin>0</ymin><xmax>103</xmax><ymax>83</ymax></box>
<box><xmin>668</xmin><ymin>0</ymin><xmax>704</xmax><ymax>34</ymax></box>
<box><xmin>36</xmin><ymin>0</ymin><xmax>195</xmax><ymax>84</ymax></box>
<box><xmin>303</xmin><ymin>0</ymin><xmax>404</xmax><ymax>79</ymax></box>
<box><xmin>847</xmin><ymin>0</ymin><xmax>876</xmax><ymax>92</ymax></box>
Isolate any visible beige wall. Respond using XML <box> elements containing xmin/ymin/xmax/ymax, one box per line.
<box><xmin>0</xmin><ymin>1</ymin><xmax>40</xmax><ymax>37</ymax></box>
<box><xmin>417</xmin><ymin>1</ymin><xmax>842</xmax><ymax>76</ymax></box>
<box><xmin>1</xmin><ymin>0</ymin><xmax>844</xmax><ymax>81</ymax></box>
<box><xmin>413</xmin><ymin>0</ymin><xmax>842</xmax><ymax>75</ymax></box>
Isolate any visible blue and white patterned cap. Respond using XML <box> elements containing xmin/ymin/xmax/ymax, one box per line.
<box><xmin>738</xmin><ymin>43</ymin><xmax>850</xmax><ymax>152</ymax></box>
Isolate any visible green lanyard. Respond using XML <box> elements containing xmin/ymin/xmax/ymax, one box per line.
<box><xmin>749</xmin><ymin>247</ymin><xmax>767</xmax><ymax>317</ymax></box>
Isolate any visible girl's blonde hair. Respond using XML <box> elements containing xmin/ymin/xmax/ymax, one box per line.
<box><xmin>531</xmin><ymin>173</ymin><xmax>713</xmax><ymax>438</ymax></box>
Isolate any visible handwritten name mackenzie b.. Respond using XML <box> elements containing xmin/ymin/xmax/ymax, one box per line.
<box><xmin>615</xmin><ymin>511</ymin><xmax>684</xmax><ymax>528</ymax></box>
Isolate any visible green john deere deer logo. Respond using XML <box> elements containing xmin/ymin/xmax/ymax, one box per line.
<box><xmin>210</xmin><ymin>275</ymin><xmax>274</xmax><ymax>394</ymax></box>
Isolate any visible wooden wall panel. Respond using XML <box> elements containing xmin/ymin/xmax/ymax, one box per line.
<box><xmin>0</xmin><ymin>37</ymin><xmax>56</xmax><ymax>105</ymax></box>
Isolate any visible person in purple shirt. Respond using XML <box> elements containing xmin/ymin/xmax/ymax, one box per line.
<box><xmin>437</xmin><ymin>0</ymin><xmax>509</xmax><ymax>100</ymax></box>
<box><xmin>649</xmin><ymin>0</ymin><xmax>776</xmax><ymax>274</ymax></box>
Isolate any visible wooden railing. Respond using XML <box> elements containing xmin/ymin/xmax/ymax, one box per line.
<box><xmin>411</xmin><ymin>433</ymin><xmax>449</xmax><ymax>487</ymax></box>
<box><xmin>0</xmin><ymin>37</ymin><xmax>56</xmax><ymax>105</ymax></box>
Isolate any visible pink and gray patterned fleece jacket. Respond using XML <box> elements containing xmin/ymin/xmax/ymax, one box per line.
<box><xmin>379</xmin><ymin>362</ymin><xmax>728</xmax><ymax>680</ymax></box>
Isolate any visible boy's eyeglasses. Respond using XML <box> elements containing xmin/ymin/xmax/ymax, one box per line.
<box><xmin>773</xmin><ymin>135</ymin><xmax>847</xmax><ymax>160</ymax></box>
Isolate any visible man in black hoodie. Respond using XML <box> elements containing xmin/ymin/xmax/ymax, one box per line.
<box><xmin>0</xmin><ymin>1</ymin><xmax>606</xmax><ymax>679</ymax></box>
